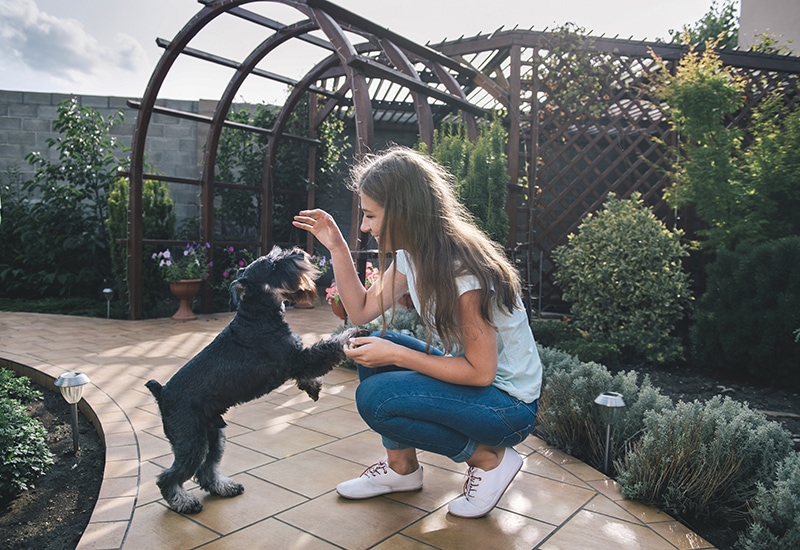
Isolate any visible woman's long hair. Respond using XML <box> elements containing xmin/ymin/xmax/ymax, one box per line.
<box><xmin>350</xmin><ymin>145</ymin><xmax>522</xmax><ymax>352</ymax></box>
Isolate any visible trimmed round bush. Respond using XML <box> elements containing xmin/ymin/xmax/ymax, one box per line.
<box><xmin>553</xmin><ymin>193</ymin><xmax>692</xmax><ymax>365</ymax></box>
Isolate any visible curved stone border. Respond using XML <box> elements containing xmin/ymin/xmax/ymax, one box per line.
<box><xmin>1</xmin><ymin>356</ymin><xmax>139</xmax><ymax>549</ymax></box>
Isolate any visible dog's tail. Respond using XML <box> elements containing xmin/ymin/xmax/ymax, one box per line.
<box><xmin>145</xmin><ymin>379</ymin><xmax>163</xmax><ymax>406</ymax></box>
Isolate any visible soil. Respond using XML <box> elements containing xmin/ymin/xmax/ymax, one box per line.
<box><xmin>1</xmin><ymin>366</ymin><xmax>798</xmax><ymax>550</ymax></box>
<box><xmin>0</xmin><ymin>386</ymin><xmax>104</xmax><ymax>550</ymax></box>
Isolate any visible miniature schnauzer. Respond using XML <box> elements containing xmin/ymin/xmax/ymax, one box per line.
<box><xmin>146</xmin><ymin>246</ymin><xmax>360</xmax><ymax>514</ymax></box>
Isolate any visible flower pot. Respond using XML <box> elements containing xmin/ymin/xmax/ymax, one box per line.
<box><xmin>169</xmin><ymin>279</ymin><xmax>202</xmax><ymax>321</ymax></box>
<box><xmin>329</xmin><ymin>300</ymin><xmax>347</xmax><ymax>322</ymax></box>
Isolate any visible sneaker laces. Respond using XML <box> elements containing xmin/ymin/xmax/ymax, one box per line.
<box><xmin>462</xmin><ymin>466</ymin><xmax>483</xmax><ymax>499</ymax></box>
<box><xmin>361</xmin><ymin>460</ymin><xmax>389</xmax><ymax>478</ymax></box>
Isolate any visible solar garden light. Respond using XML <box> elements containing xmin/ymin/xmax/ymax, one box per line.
<box><xmin>54</xmin><ymin>372</ymin><xmax>91</xmax><ymax>455</ymax></box>
<box><xmin>102</xmin><ymin>287</ymin><xmax>114</xmax><ymax>319</ymax></box>
<box><xmin>594</xmin><ymin>391</ymin><xmax>626</xmax><ymax>474</ymax></box>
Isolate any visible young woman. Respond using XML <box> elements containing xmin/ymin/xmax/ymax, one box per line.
<box><xmin>292</xmin><ymin>145</ymin><xmax>541</xmax><ymax>518</ymax></box>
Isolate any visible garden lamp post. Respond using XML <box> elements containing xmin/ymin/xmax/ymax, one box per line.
<box><xmin>102</xmin><ymin>287</ymin><xmax>113</xmax><ymax>319</ymax></box>
<box><xmin>594</xmin><ymin>391</ymin><xmax>626</xmax><ymax>474</ymax></box>
<box><xmin>54</xmin><ymin>372</ymin><xmax>91</xmax><ymax>455</ymax></box>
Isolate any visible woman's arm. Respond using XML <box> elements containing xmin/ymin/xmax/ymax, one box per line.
<box><xmin>292</xmin><ymin>209</ymin><xmax>406</xmax><ymax>324</ymax></box>
<box><xmin>345</xmin><ymin>289</ymin><xmax>498</xmax><ymax>386</ymax></box>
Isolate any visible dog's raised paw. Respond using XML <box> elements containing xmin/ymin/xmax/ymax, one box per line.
<box><xmin>296</xmin><ymin>377</ymin><xmax>322</xmax><ymax>401</ymax></box>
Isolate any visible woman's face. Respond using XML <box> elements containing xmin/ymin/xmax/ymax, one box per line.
<box><xmin>359</xmin><ymin>192</ymin><xmax>387</xmax><ymax>247</ymax></box>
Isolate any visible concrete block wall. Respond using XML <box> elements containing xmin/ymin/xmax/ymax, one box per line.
<box><xmin>0</xmin><ymin>89</ymin><xmax>205</xmax><ymax>223</ymax></box>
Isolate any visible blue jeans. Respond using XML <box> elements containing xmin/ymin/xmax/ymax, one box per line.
<box><xmin>355</xmin><ymin>331</ymin><xmax>539</xmax><ymax>463</ymax></box>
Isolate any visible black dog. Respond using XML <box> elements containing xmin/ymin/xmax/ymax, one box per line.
<box><xmin>146</xmin><ymin>246</ymin><xmax>360</xmax><ymax>514</ymax></box>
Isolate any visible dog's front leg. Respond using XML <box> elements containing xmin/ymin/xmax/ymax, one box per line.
<box><xmin>292</xmin><ymin>328</ymin><xmax>363</xmax><ymax>400</ymax></box>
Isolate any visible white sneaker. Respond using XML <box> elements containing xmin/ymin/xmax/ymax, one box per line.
<box><xmin>447</xmin><ymin>447</ymin><xmax>523</xmax><ymax>518</ymax></box>
<box><xmin>336</xmin><ymin>459</ymin><xmax>423</xmax><ymax>499</ymax></box>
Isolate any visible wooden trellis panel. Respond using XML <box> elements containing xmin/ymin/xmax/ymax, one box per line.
<box><xmin>438</xmin><ymin>32</ymin><xmax>800</xmax><ymax>311</ymax></box>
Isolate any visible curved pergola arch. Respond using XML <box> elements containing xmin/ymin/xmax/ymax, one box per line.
<box><xmin>127</xmin><ymin>0</ymin><xmax>486</xmax><ymax>319</ymax></box>
<box><xmin>127</xmin><ymin>0</ymin><xmax>800</xmax><ymax>320</ymax></box>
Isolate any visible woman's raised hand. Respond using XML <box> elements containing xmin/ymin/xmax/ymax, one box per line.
<box><xmin>293</xmin><ymin>209</ymin><xmax>346</xmax><ymax>250</ymax></box>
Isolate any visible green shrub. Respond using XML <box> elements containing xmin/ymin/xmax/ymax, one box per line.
<box><xmin>692</xmin><ymin>236</ymin><xmax>800</xmax><ymax>388</ymax></box>
<box><xmin>107</xmin><ymin>176</ymin><xmax>177</xmax><ymax>318</ymax></box>
<box><xmin>529</xmin><ymin>319</ymin><xmax>578</xmax><ymax>348</ymax></box>
<box><xmin>0</xmin><ymin>368</ymin><xmax>42</xmax><ymax>402</ymax></box>
<box><xmin>552</xmin><ymin>193</ymin><xmax>692</xmax><ymax>365</ymax></box>
<box><xmin>0</xmin><ymin>394</ymin><xmax>53</xmax><ymax>499</ymax></box>
<box><xmin>536</xmin><ymin>352</ymin><xmax>673</xmax><ymax>474</ymax></box>
<box><xmin>423</xmin><ymin>117</ymin><xmax>509</xmax><ymax>244</ymax></box>
<box><xmin>4</xmin><ymin>98</ymin><xmax>127</xmax><ymax>298</ymax></box>
<box><xmin>556</xmin><ymin>338</ymin><xmax>622</xmax><ymax>368</ymax></box>
<box><xmin>738</xmin><ymin>452</ymin><xmax>800</xmax><ymax>550</ymax></box>
<box><xmin>617</xmin><ymin>396</ymin><xmax>794</xmax><ymax>523</ymax></box>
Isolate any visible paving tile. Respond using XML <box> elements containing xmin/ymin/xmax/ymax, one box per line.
<box><xmin>0</xmin><ymin>309</ymin><xmax>717</xmax><ymax>550</ymax></box>
<box><xmin>402</xmin><ymin>506</ymin><xmax>554</xmax><ymax>549</ymax></box>
<box><xmin>201</xmin><ymin>518</ymin><xmax>338</xmax><ymax>549</ymax></box>
<box><xmin>187</xmin><ymin>473</ymin><xmax>307</xmax><ymax>535</ymax></box>
<box><xmin>229</xmin><ymin>422</ymin><xmax>336</xmax><ymax>459</ymax></box>
<box><xmin>539</xmin><ymin>509</ymin><xmax>676</xmax><ymax>549</ymax></box>
<box><xmin>124</xmin><ymin>501</ymin><xmax>219</xmax><ymax>550</ymax></box>
<box><xmin>248</xmin><ymin>449</ymin><xmax>363</xmax><ymax>498</ymax></box>
<box><xmin>289</xmin><ymin>406</ymin><xmax>369</xmax><ymax>438</ymax></box>
<box><xmin>502</xmin><ymin>469</ymin><xmax>595</xmax><ymax>525</ymax></box>
<box><xmin>76</xmin><ymin>520</ymin><xmax>128</xmax><ymax>550</ymax></box>
<box><xmin>277</xmin><ymin>491</ymin><xmax>427</xmax><ymax>549</ymax></box>
<box><xmin>649</xmin><ymin>520</ymin><xmax>717</xmax><ymax>549</ymax></box>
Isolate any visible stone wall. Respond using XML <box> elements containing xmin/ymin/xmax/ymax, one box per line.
<box><xmin>0</xmin><ymin>89</ymin><xmax>205</xmax><ymax>221</ymax></box>
<box><xmin>0</xmin><ymin>89</ymin><xmax>420</xmax><ymax>241</ymax></box>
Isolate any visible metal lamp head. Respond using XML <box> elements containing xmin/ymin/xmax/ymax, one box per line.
<box><xmin>54</xmin><ymin>371</ymin><xmax>91</xmax><ymax>404</ymax></box>
<box><xmin>103</xmin><ymin>288</ymin><xmax>114</xmax><ymax>301</ymax></box>
<box><xmin>594</xmin><ymin>391</ymin><xmax>626</xmax><ymax>425</ymax></box>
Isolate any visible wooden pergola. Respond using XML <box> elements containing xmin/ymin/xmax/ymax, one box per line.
<box><xmin>127</xmin><ymin>0</ymin><xmax>800</xmax><ymax>319</ymax></box>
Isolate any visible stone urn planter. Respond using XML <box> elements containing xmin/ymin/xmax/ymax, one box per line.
<box><xmin>169</xmin><ymin>279</ymin><xmax>202</xmax><ymax>321</ymax></box>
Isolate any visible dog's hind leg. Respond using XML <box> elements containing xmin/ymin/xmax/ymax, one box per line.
<box><xmin>195</xmin><ymin>427</ymin><xmax>244</xmax><ymax>498</ymax></box>
<box><xmin>157</xmin><ymin>422</ymin><xmax>208</xmax><ymax>514</ymax></box>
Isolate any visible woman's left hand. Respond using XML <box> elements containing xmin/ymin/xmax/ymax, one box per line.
<box><xmin>344</xmin><ymin>336</ymin><xmax>397</xmax><ymax>368</ymax></box>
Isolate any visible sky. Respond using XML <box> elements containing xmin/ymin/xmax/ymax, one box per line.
<box><xmin>0</xmin><ymin>0</ymin><xmax>725</xmax><ymax>104</ymax></box>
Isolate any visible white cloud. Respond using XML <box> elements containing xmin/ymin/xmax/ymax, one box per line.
<box><xmin>0</xmin><ymin>0</ymin><xmax>148</xmax><ymax>82</ymax></box>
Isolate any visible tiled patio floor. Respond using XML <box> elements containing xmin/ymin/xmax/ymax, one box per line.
<box><xmin>0</xmin><ymin>307</ymin><xmax>716</xmax><ymax>549</ymax></box>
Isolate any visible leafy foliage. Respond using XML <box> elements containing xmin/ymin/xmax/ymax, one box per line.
<box><xmin>0</xmin><ymin>369</ymin><xmax>42</xmax><ymax>403</ymax></box>
<box><xmin>739</xmin><ymin>452</ymin><xmax>800</xmax><ymax>550</ymax></box>
<box><xmin>0</xmin><ymin>369</ymin><xmax>53</xmax><ymax>499</ymax></box>
<box><xmin>651</xmin><ymin>41</ymin><xmax>800</xmax><ymax>252</ymax></box>
<box><xmin>536</xmin><ymin>351</ymin><xmax>673</xmax><ymax>475</ymax></box>
<box><xmin>617</xmin><ymin>396</ymin><xmax>794</xmax><ymax>523</ymax></box>
<box><xmin>668</xmin><ymin>0</ymin><xmax>739</xmax><ymax>48</ymax></box>
<box><xmin>215</xmin><ymin>97</ymin><xmax>348</xmax><ymax>244</ymax></box>
<box><xmin>107</xmin><ymin>177</ymin><xmax>176</xmax><ymax>317</ymax></box>
<box><xmin>552</xmin><ymin>193</ymin><xmax>692</xmax><ymax>365</ymax></box>
<box><xmin>0</xmin><ymin>98</ymin><xmax>127</xmax><ymax>298</ymax></box>
<box><xmin>538</xmin><ymin>23</ymin><xmax>609</xmax><ymax>120</ymax></box>
<box><xmin>423</xmin><ymin>117</ymin><xmax>509</xmax><ymax>243</ymax></box>
<box><xmin>691</xmin><ymin>236</ymin><xmax>800</xmax><ymax>388</ymax></box>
